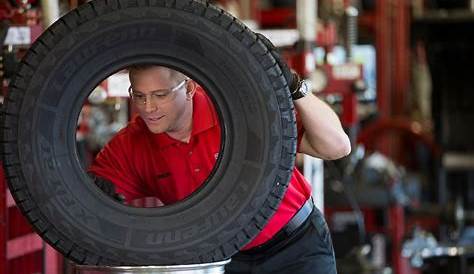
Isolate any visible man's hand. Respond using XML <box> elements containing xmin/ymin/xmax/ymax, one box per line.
<box><xmin>256</xmin><ymin>33</ymin><xmax>298</xmax><ymax>92</ymax></box>
<box><xmin>88</xmin><ymin>173</ymin><xmax>126</xmax><ymax>203</ymax></box>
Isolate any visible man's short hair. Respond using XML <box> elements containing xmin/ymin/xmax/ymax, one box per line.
<box><xmin>128</xmin><ymin>64</ymin><xmax>187</xmax><ymax>83</ymax></box>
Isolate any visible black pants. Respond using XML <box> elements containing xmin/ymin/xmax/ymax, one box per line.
<box><xmin>225</xmin><ymin>206</ymin><xmax>337</xmax><ymax>274</ymax></box>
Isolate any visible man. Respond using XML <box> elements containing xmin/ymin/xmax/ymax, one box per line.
<box><xmin>89</xmin><ymin>60</ymin><xmax>350</xmax><ymax>273</ymax></box>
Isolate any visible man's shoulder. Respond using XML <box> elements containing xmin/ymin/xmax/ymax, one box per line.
<box><xmin>108</xmin><ymin>116</ymin><xmax>149</xmax><ymax>147</ymax></box>
<box><xmin>192</xmin><ymin>87</ymin><xmax>220</xmax><ymax>132</ymax></box>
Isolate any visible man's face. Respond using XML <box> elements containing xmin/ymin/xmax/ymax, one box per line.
<box><xmin>129</xmin><ymin>67</ymin><xmax>192</xmax><ymax>134</ymax></box>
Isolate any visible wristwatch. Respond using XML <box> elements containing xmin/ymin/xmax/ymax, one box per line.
<box><xmin>291</xmin><ymin>79</ymin><xmax>310</xmax><ymax>101</ymax></box>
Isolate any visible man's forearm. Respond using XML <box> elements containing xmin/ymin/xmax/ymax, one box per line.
<box><xmin>294</xmin><ymin>93</ymin><xmax>351</xmax><ymax>160</ymax></box>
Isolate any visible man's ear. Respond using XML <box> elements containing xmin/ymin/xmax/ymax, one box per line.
<box><xmin>186</xmin><ymin>80</ymin><xmax>197</xmax><ymax>100</ymax></box>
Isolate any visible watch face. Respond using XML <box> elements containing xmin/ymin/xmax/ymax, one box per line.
<box><xmin>300</xmin><ymin>80</ymin><xmax>309</xmax><ymax>96</ymax></box>
<box><xmin>292</xmin><ymin>79</ymin><xmax>310</xmax><ymax>100</ymax></box>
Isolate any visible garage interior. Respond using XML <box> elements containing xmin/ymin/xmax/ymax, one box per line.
<box><xmin>1</xmin><ymin>0</ymin><xmax>474</xmax><ymax>273</ymax></box>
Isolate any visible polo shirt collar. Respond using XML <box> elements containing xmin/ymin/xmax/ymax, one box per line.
<box><xmin>146</xmin><ymin>87</ymin><xmax>218</xmax><ymax>148</ymax></box>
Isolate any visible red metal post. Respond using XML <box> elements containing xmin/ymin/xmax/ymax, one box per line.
<box><xmin>341</xmin><ymin>92</ymin><xmax>358</xmax><ymax>128</ymax></box>
<box><xmin>389</xmin><ymin>205</ymin><xmax>404</xmax><ymax>274</ymax></box>
<box><xmin>393</xmin><ymin>0</ymin><xmax>410</xmax><ymax>116</ymax></box>
<box><xmin>376</xmin><ymin>0</ymin><xmax>392</xmax><ymax>119</ymax></box>
<box><xmin>374</xmin><ymin>0</ymin><xmax>396</xmax><ymax>159</ymax></box>
<box><xmin>389</xmin><ymin>205</ymin><xmax>420</xmax><ymax>274</ymax></box>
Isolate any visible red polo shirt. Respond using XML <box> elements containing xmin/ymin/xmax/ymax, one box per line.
<box><xmin>89</xmin><ymin>88</ymin><xmax>311</xmax><ymax>249</ymax></box>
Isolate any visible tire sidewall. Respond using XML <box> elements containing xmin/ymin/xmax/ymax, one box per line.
<box><xmin>7</xmin><ymin>2</ymin><xmax>296</xmax><ymax>265</ymax></box>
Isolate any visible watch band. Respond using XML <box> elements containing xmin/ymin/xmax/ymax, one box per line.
<box><xmin>291</xmin><ymin>79</ymin><xmax>308</xmax><ymax>101</ymax></box>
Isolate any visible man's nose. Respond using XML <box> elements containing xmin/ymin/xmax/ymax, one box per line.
<box><xmin>144</xmin><ymin>96</ymin><xmax>157</xmax><ymax>112</ymax></box>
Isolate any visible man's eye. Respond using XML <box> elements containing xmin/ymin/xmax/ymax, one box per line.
<box><xmin>134</xmin><ymin>94</ymin><xmax>145</xmax><ymax>99</ymax></box>
<box><xmin>152</xmin><ymin>93</ymin><xmax>168</xmax><ymax>98</ymax></box>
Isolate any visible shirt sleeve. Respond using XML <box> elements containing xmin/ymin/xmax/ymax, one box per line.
<box><xmin>88</xmin><ymin>132</ymin><xmax>148</xmax><ymax>202</ymax></box>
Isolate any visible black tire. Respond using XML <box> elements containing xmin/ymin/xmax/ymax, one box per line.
<box><xmin>1</xmin><ymin>0</ymin><xmax>297</xmax><ymax>266</ymax></box>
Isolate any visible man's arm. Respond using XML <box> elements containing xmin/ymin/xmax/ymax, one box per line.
<box><xmin>88</xmin><ymin>172</ymin><xmax>126</xmax><ymax>203</ymax></box>
<box><xmin>255</xmin><ymin>33</ymin><xmax>350</xmax><ymax>160</ymax></box>
<box><xmin>295</xmin><ymin>93</ymin><xmax>351</xmax><ymax>160</ymax></box>
<box><xmin>88</xmin><ymin>132</ymin><xmax>149</xmax><ymax>202</ymax></box>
